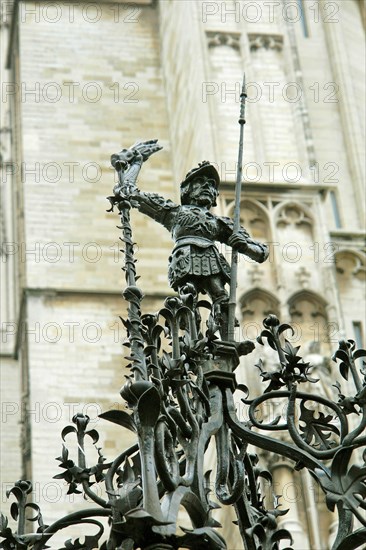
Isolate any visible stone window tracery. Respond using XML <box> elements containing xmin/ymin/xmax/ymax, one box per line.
<box><xmin>241</xmin><ymin>288</ymin><xmax>280</xmax><ymax>340</ymax></box>
<box><xmin>275</xmin><ymin>202</ymin><xmax>318</xmax><ymax>291</ymax></box>
<box><xmin>239</xmin><ymin>200</ymin><xmax>270</xmax><ymax>242</ymax></box>
<box><xmin>335</xmin><ymin>250</ymin><xmax>366</xmax><ymax>280</ymax></box>
<box><xmin>276</xmin><ymin>203</ymin><xmax>312</xmax><ymax>229</ymax></box>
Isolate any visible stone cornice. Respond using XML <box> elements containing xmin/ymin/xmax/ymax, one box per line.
<box><xmin>329</xmin><ymin>229</ymin><xmax>366</xmax><ymax>240</ymax></box>
<box><xmin>206</xmin><ymin>31</ymin><xmax>241</xmax><ymax>51</ymax></box>
<box><xmin>220</xmin><ymin>181</ymin><xmax>334</xmax><ymax>198</ymax></box>
<box><xmin>248</xmin><ymin>32</ymin><xmax>283</xmax><ymax>52</ymax></box>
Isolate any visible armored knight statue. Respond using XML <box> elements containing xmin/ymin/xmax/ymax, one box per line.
<box><xmin>110</xmin><ymin>140</ymin><xmax>268</xmax><ymax>322</ymax></box>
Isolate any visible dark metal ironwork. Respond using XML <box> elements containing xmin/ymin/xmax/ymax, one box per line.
<box><xmin>1</xmin><ymin>142</ymin><xmax>365</xmax><ymax>549</ymax></box>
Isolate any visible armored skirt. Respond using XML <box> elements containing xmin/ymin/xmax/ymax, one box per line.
<box><xmin>168</xmin><ymin>241</ymin><xmax>231</xmax><ymax>292</ymax></box>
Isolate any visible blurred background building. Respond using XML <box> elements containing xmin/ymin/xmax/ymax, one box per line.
<box><xmin>1</xmin><ymin>1</ymin><xmax>365</xmax><ymax>548</ymax></box>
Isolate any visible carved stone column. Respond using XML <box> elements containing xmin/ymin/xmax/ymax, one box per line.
<box><xmin>267</xmin><ymin>455</ymin><xmax>310</xmax><ymax>550</ymax></box>
<box><xmin>328</xmin><ymin>519</ymin><xmax>338</xmax><ymax>549</ymax></box>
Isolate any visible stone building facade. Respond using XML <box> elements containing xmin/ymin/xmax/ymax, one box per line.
<box><xmin>0</xmin><ymin>1</ymin><xmax>365</xmax><ymax>548</ymax></box>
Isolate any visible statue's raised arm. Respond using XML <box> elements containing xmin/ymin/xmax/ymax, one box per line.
<box><xmin>109</xmin><ymin>140</ymin><xmax>179</xmax><ymax>231</ymax></box>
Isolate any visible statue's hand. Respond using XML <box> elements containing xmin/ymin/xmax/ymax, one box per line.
<box><xmin>228</xmin><ymin>232</ymin><xmax>249</xmax><ymax>252</ymax></box>
<box><xmin>132</xmin><ymin>139</ymin><xmax>163</xmax><ymax>161</ymax></box>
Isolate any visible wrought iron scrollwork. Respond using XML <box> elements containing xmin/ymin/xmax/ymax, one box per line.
<box><xmin>1</xmin><ymin>147</ymin><xmax>365</xmax><ymax>549</ymax></box>
<box><xmin>2</xmin><ymin>298</ymin><xmax>365</xmax><ymax>548</ymax></box>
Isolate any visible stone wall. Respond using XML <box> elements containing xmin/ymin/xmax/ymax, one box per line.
<box><xmin>0</xmin><ymin>0</ymin><xmax>365</xmax><ymax>548</ymax></box>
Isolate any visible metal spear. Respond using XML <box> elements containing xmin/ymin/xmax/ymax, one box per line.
<box><xmin>227</xmin><ymin>74</ymin><xmax>247</xmax><ymax>342</ymax></box>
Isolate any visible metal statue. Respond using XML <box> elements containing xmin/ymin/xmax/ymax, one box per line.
<box><xmin>109</xmin><ymin>143</ymin><xmax>268</xmax><ymax>339</ymax></box>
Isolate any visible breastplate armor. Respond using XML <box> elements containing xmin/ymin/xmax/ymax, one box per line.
<box><xmin>172</xmin><ymin>206</ymin><xmax>218</xmax><ymax>241</ymax></box>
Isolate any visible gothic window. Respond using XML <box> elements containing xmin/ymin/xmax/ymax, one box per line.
<box><xmin>0</xmin><ymin>81</ymin><xmax>18</xmax><ymax>353</ymax></box>
<box><xmin>241</xmin><ymin>289</ymin><xmax>280</xmax><ymax>340</ymax></box>
<box><xmin>288</xmin><ymin>291</ymin><xmax>332</xmax><ymax>355</ymax></box>
<box><xmin>225</xmin><ymin>200</ymin><xmax>275</xmax><ymax>291</ymax></box>
<box><xmin>239</xmin><ymin>200</ymin><xmax>270</xmax><ymax>242</ymax></box>
<box><xmin>248</xmin><ymin>32</ymin><xmax>299</xmax><ymax>168</ymax></box>
<box><xmin>206</xmin><ymin>31</ymin><xmax>255</xmax><ymax>171</ymax></box>
<box><xmin>238</xmin><ymin>289</ymin><xmax>280</xmax><ymax>391</ymax></box>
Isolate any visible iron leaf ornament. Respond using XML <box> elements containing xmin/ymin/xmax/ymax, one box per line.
<box><xmin>2</xmin><ymin>132</ymin><xmax>366</xmax><ymax>547</ymax></box>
